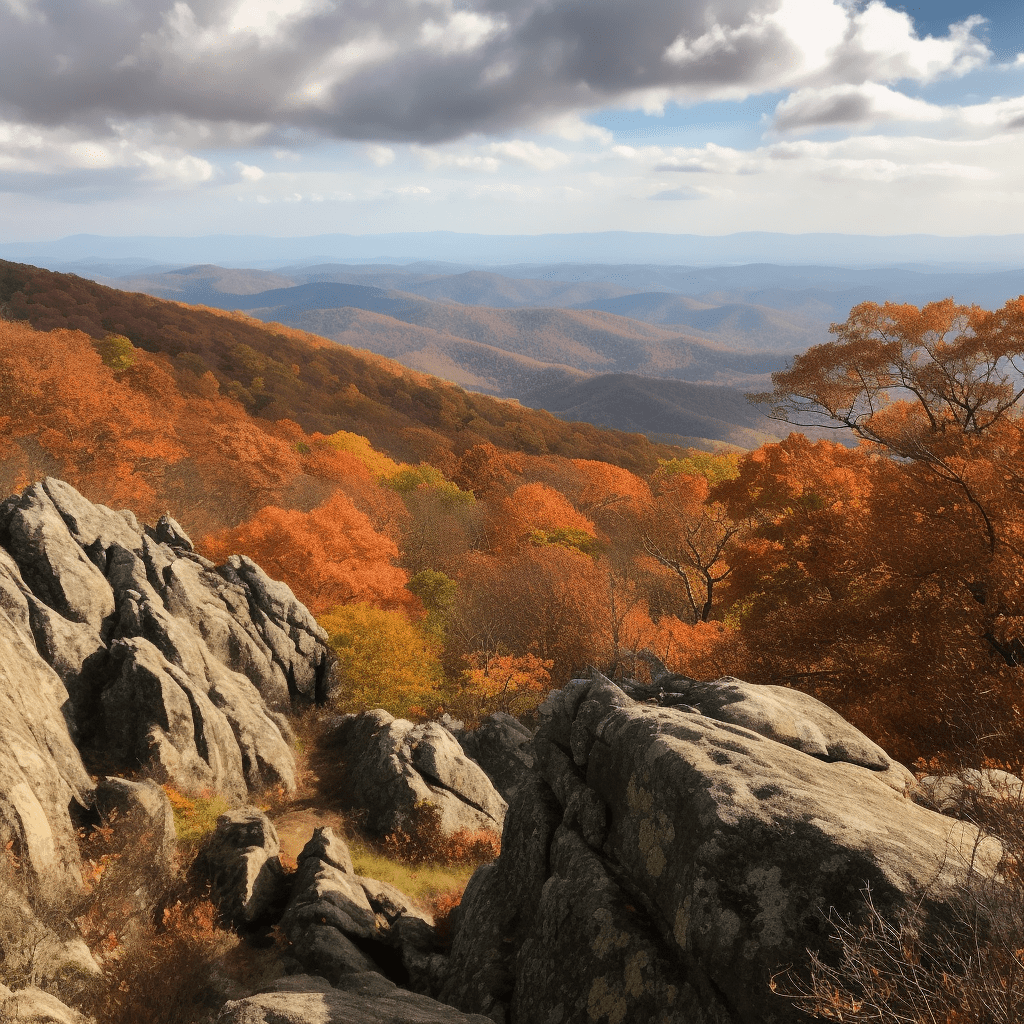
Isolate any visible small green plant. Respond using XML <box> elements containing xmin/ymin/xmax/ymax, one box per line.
<box><xmin>163</xmin><ymin>787</ymin><xmax>230</xmax><ymax>862</ymax></box>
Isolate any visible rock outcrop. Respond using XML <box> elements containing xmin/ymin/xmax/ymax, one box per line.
<box><xmin>0</xmin><ymin>984</ymin><xmax>89</xmax><ymax>1024</ymax></box>
<box><xmin>327</xmin><ymin>711</ymin><xmax>507</xmax><ymax>838</ymax></box>
<box><xmin>279</xmin><ymin>826</ymin><xmax>443</xmax><ymax>991</ymax></box>
<box><xmin>441</xmin><ymin>671</ymin><xmax>1005</xmax><ymax>1024</ymax></box>
<box><xmin>456</xmin><ymin>713</ymin><xmax>535</xmax><ymax>804</ymax></box>
<box><xmin>0</xmin><ymin>479</ymin><xmax>335</xmax><ymax>803</ymax></box>
<box><xmin>191</xmin><ymin>809</ymin><xmax>289</xmax><ymax>930</ymax></box>
<box><xmin>217</xmin><ymin>973</ymin><xmax>494</xmax><ymax>1024</ymax></box>
<box><xmin>0</xmin><ymin>603</ymin><xmax>93</xmax><ymax>897</ymax></box>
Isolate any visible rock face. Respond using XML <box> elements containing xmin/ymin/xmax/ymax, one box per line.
<box><xmin>441</xmin><ymin>671</ymin><xmax>1004</xmax><ymax>1024</ymax></box>
<box><xmin>192</xmin><ymin>809</ymin><xmax>289</xmax><ymax>929</ymax></box>
<box><xmin>457</xmin><ymin>713</ymin><xmax>535</xmax><ymax>804</ymax></box>
<box><xmin>328</xmin><ymin>711</ymin><xmax>507</xmax><ymax>838</ymax></box>
<box><xmin>915</xmin><ymin>768</ymin><xmax>1024</xmax><ymax>817</ymax></box>
<box><xmin>0</xmin><ymin>604</ymin><xmax>93</xmax><ymax>897</ymax></box>
<box><xmin>279</xmin><ymin>826</ymin><xmax>442</xmax><ymax>991</ymax></box>
<box><xmin>0</xmin><ymin>478</ymin><xmax>335</xmax><ymax>802</ymax></box>
<box><xmin>217</xmin><ymin>973</ymin><xmax>495</xmax><ymax>1024</ymax></box>
<box><xmin>0</xmin><ymin>985</ymin><xmax>89</xmax><ymax>1024</ymax></box>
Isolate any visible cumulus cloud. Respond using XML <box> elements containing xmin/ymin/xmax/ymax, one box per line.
<box><xmin>773</xmin><ymin>83</ymin><xmax>946</xmax><ymax>129</ymax></box>
<box><xmin>0</xmin><ymin>118</ymin><xmax>213</xmax><ymax>188</ymax></box>
<box><xmin>0</xmin><ymin>0</ymin><xmax>993</xmax><ymax>148</ymax></box>
<box><xmin>235</xmin><ymin>161</ymin><xmax>265</xmax><ymax>180</ymax></box>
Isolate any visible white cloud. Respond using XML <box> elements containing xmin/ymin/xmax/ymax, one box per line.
<box><xmin>774</xmin><ymin>83</ymin><xmax>946</xmax><ymax>130</ymax></box>
<box><xmin>235</xmin><ymin>161</ymin><xmax>265</xmax><ymax>180</ymax></box>
<box><xmin>486</xmin><ymin>140</ymin><xmax>569</xmax><ymax>170</ymax></box>
<box><xmin>365</xmin><ymin>144</ymin><xmax>395</xmax><ymax>166</ymax></box>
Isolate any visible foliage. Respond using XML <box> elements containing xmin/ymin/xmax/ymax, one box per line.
<box><xmin>162</xmin><ymin>786</ymin><xmax>230</xmax><ymax>862</ymax></box>
<box><xmin>94</xmin><ymin>334</ymin><xmax>136</xmax><ymax>371</ymax></box>
<box><xmin>321</xmin><ymin>601</ymin><xmax>446</xmax><ymax>718</ymax></box>
<box><xmin>202</xmin><ymin>490</ymin><xmax>412</xmax><ymax>615</ymax></box>
<box><xmin>445</xmin><ymin>652</ymin><xmax>553</xmax><ymax>727</ymax></box>
<box><xmin>387</xmin><ymin>463</ymin><xmax>474</xmax><ymax>503</ymax></box>
<box><xmin>658</xmin><ymin>450</ymin><xmax>740</xmax><ymax>485</ymax></box>
<box><xmin>322</xmin><ymin>429</ymin><xmax>403</xmax><ymax>478</ymax></box>
<box><xmin>381</xmin><ymin>802</ymin><xmax>501</xmax><ymax>868</ymax></box>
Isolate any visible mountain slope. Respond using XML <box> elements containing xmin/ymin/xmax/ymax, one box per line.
<box><xmin>521</xmin><ymin>374</ymin><xmax>783</xmax><ymax>450</ymax></box>
<box><xmin>0</xmin><ymin>259</ymin><xmax>680</xmax><ymax>474</ymax></box>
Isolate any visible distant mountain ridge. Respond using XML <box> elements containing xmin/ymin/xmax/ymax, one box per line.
<box><xmin>6</xmin><ymin>230</ymin><xmax>1024</xmax><ymax>268</ymax></box>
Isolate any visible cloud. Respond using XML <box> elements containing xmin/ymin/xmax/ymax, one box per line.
<box><xmin>365</xmin><ymin>144</ymin><xmax>395</xmax><ymax>166</ymax></box>
<box><xmin>649</xmin><ymin>186</ymin><xmax>703</xmax><ymax>200</ymax></box>
<box><xmin>0</xmin><ymin>117</ymin><xmax>214</xmax><ymax>189</ymax></box>
<box><xmin>0</xmin><ymin>0</ymin><xmax>993</xmax><ymax>148</ymax></box>
<box><xmin>486</xmin><ymin>140</ymin><xmax>570</xmax><ymax>170</ymax></box>
<box><xmin>235</xmin><ymin>161</ymin><xmax>265</xmax><ymax>180</ymax></box>
<box><xmin>773</xmin><ymin>83</ymin><xmax>945</xmax><ymax>129</ymax></box>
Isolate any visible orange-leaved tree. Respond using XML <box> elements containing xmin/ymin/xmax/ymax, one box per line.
<box><xmin>201</xmin><ymin>489</ymin><xmax>412</xmax><ymax>615</ymax></box>
<box><xmin>745</xmin><ymin>297</ymin><xmax>1024</xmax><ymax>762</ymax></box>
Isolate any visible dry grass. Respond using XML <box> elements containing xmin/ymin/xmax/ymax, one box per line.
<box><xmin>774</xmin><ymin>770</ymin><xmax>1024</xmax><ymax>1023</ymax></box>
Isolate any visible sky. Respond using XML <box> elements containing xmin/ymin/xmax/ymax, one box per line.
<box><xmin>2</xmin><ymin>0</ymin><xmax>1024</xmax><ymax>243</ymax></box>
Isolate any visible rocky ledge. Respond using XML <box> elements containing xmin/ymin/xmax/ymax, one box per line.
<box><xmin>0</xmin><ymin>479</ymin><xmax>333</xmax><ymax>896</ymax></box>
<box><xmin>440</xmin><ymin>671</ymin><xmax>1007</xmax><ymax>1024</ymax></box>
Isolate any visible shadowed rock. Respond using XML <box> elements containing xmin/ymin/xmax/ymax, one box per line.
<box><xmin>279</xmin><ymin>826</ymin><xmax>444</xmax><ymax>993</ymax></box>
<box><xmin>328</xmin><ymin>711</ymin><xmax>507</xmax><ymax>839</ymax></box>
<box><xmin>192</xmin><ymin>808</ymin><xmax>289</xmax><ymax>929</ymax></box>
<box><xmin>216</xmin><ymin>973</ymin><xmax>495</xmax><ymax>1024</ymax></box>
<box><xmin>441</xmin><ymin>671</ymin><xmax>1004</xmax><ymax>1024</ymax></box>
<box><xmin>456</xmin><ymin>713</ymin><xmax>535</xmax><ymax>803</ymax></box>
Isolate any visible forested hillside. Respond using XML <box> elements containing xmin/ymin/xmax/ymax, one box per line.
<box><xmin>3</xmin><ymin>259</ymin><xmax>1024</xmax><ymax>770</ymax></box>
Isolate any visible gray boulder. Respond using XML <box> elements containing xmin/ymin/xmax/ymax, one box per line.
<box><xmin>279</xmin><ymin>826</ymin><xmax>441</xmax><ymax>991</ymax></box>
<box><xmin>442</xmin><ymin>671</ymin><xmax>1004</xmax><ymax>1024</ymax></box>
<box><xmin>191</xmin><ymin>809</ymin><xmax>288</xmax><ymax>928</ymax></box>
<box><xmin>0</xmin><ymin>608</ymin><xmax>93</xmax><ymax>898</ymax></box>
<box><xmin>216</xmin><ymin>973</ymin><xmax>495</xmax><ymax>1024</ymax></box>
<box><xmin>329</xmin><ymin>711</ymin><xmax>507</xmax><ymax>839</ymax></box>
<box><xmin>457</xmin><ymin>713</ymin><xmax>535</xmax><ymax>803</ymax></box>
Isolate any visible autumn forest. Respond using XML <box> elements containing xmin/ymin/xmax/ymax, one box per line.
<box><xmin>3</xmin><ymin>260</ymin><xmax>1024</xmax><ymax>770</ymax></box>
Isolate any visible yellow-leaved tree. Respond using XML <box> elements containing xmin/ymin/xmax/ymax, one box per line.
<box><xmin>320</xmin><ymin>602</ymin><xmax>445</xmax><ymax>719</ymax></box>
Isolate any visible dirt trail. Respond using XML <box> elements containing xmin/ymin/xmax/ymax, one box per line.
<box><xmin>271</xmin><ymin>807</ymin><xmax>347</xmax><ymax>867</ymax></box>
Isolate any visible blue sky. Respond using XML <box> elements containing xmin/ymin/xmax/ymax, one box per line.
<box><xmin>1</xmin><ymin>1</ymin><xmax>1023</xmax><ymax>242</ymax></box>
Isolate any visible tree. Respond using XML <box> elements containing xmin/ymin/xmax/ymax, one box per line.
<box><xmin>320</xmin><ymin>603</ymin><xmax>445</xmax><ymax>718</ymax></box>
<box><xmin>642</xmin><ymin>469</ymin><xmax>741</xmax><ymax>624</ymax></box>
<box><xmin>201</xmin><ymin>490</ymin><xmax>412</xmax><ymax>615</ymax></box>
<box><xmin>753</xmin><ymin>298</ymin><xmax>1024</xmax><ymax>554</ymax></box>
<box><xmin>742</xmin><ymin>300</ymin><xmax>1024</xmax><ymax>761</ymax></box>
<box><xmin>445</xmin><ymin>652</ymin><xmax>553</xmax><ymax>726</ymax></box>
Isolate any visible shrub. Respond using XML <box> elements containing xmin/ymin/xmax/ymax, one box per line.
<box><xmin>774</xmin><ymin>769</ymin><xmax>1024</xmax><ymax>1023</ymax></box>
<box><xmin>428</xmin><ymin>890</ymin><xmax>463</xmax><ymax>947</ymax></box>
<box><xmin>381</xmin><ymin>801</ymin><xmax>501</xmax><ymax>867</ymax></box>
<box><xmin>163</xmin><ymin>787</ymin><xmax>230</xmax><ymax>864</ymax></box>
